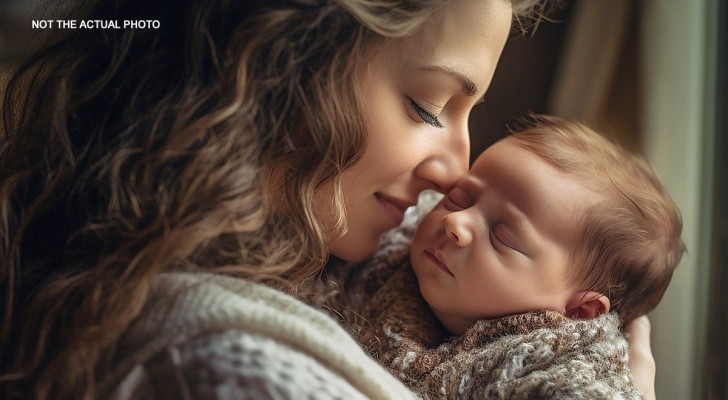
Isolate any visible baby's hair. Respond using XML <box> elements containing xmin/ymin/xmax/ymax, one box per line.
<box><xmin>508</xmin><ymin>115</ymin><xmax>685</xmax><ymax>324</ymax></box>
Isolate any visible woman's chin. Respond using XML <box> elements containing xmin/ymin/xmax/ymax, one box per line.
<box><xmin>329</xmin><ymin>237</ymin><xmax>378</xmax><ymax>263</ymax></box>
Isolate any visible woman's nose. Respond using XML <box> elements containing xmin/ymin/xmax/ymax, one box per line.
<box><xmin>441</xmin><ymin>212</ymin><xmax>472</xmax><ymax>247</ymax></box>
<box><xmin>414</xmin><ymin>126</ymin><xmax>470</xmax><ymax>193</ymax></box>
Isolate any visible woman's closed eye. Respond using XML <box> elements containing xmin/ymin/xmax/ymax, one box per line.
<box><xmin>409</xmin><ymin>98</ymin><xmax>444</xmax><ymax>128</ymax></box>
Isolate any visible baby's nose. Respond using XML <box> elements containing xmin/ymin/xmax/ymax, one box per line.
<box><xmin>441</xmin><ymin>212</ymin><xmax>472</xmax><ymax>247</ymax></box>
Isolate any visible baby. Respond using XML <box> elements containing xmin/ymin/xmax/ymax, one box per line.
<box><xmin>411</xmin><ymin>114</ymin><xmax>683</xmax><ymax>334</ymax></box>
<box><xmin>320</xmin><ymin>115</ymin><xmax>684</xmax><ymax>399</ymax></box>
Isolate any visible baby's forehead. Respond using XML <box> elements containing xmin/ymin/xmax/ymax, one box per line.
<box><xmin>466</xmin><ymin>137</ymin><xmax>541</xmax><ymax>180</ymax></box>
<box><xmin>461</xmin><ymin>138</ymin><xmax>602</xmax><ymax>230</ymax></box>
<box><xmin>468</xmin><ymin>136</ymin><xmax>591</xmax><ymax>191</ymax></box>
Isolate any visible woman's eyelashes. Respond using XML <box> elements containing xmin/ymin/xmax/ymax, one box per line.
<box><xmin>409</xmin><ymin>98</ymin><xmax>444</xmax><ymax>128</ymax></box>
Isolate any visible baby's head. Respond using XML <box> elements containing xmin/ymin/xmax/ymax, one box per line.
<box><xmin>411</xmin><ymin>115</ymin><xmax>684</xmax><ymax>335</ymax></box>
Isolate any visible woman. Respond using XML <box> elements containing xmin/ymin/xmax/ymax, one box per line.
<box><xmin>0</xmin><ymin>0</ymin><xmax>655</xmax><ymax>399</ymax></box>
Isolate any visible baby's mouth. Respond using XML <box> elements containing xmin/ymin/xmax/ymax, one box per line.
<box><xmin>424</xmin><ymin>248</ymin><xmax>454</xmax><ymax>277</ymax></box>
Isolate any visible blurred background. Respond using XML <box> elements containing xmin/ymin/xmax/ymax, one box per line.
<box><xmin>1</xmin><ymin>1</ymin><xmax>725</xmax><ymax>399</ymax></box>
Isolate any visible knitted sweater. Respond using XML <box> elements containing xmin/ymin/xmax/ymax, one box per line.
<box><xmin>98</xmin><ymin>272</ymin><xmax>418</xmax><ymax>400</ymax></box>
<box><xmin>319</xmin><ymin>199</ymin><xmax>643</xmax><ymax>400</ymax></box>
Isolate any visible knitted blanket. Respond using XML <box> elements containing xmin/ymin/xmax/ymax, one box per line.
<box><xmin>319</xmin><ymin>199</ymin><xmax>643</xmax><ymax>399</ymax></box>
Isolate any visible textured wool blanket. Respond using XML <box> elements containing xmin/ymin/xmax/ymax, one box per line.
<box><xmin>319</xmin><ymin>200</ymin><xmax>643</xmax><ymax>399</ymax></box>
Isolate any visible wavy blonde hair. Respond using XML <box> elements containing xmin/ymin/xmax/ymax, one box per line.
<box><xmin>0</xmin><ymin>0</ymin><xmax>544</xmax><ymax>398</ymax></box>
<box><xmin>509</xmin><ymin>115</ymin><xmax>685</xmax><ymax>324</ymax></box>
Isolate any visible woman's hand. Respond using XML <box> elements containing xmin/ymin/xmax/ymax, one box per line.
<box><xmin>625</xmin><ymin>315</ymin><xmax>657</xmax><ymax>400</ymax></box>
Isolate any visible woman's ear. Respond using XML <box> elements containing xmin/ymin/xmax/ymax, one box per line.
<box><xmin>565</xmin><ymin>291</ymin><xmax>610</xmax><ymax>319</ymax></box>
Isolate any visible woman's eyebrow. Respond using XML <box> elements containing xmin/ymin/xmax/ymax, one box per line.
<box><xmin>420</xmin><ymin>65</ymin><xmax>478</xmax><ymax>96</ymax></box>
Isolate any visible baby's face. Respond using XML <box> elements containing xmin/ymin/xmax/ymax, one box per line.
<box><xmin>411</xmin><ymin>137</ymin><xmax>599</xmax><ymax>334</ymax></box>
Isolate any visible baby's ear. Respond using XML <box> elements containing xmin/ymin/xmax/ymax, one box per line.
<box><xmin>565</xmin><ymin>291</ymin><xmax>610</xmax><ymax>319</ymax></box>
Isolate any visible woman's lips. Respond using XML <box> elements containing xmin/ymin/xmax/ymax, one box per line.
<box><xmin>424</xmin><ymin>248</ymin><xmax>454</xmax><ymax>277</ymax></box>
<box><xmin>375</xmin><ymin>192</ymin><xmax>413</xmax><ymax>226</ymax></box>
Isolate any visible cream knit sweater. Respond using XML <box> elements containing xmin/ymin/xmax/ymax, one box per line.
<box><xmin>98</xmin><ymin>272</ymin><xmax>418</xmax><ymax>399</ymax></box>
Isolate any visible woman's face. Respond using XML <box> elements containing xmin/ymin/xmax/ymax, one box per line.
<box><xmin>322</xmin><ymin>0</ymin><xmax>513</xmax><ymax>261</ymax></box>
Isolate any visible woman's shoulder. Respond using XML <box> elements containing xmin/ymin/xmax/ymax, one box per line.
<box><xmin>108</xmin><ymin>271</ymin><xmax>364</xmax><ymax>366</ymax></box>
<box><xmin>101</xmin><ymin>272</ymin><xmax>417</xmax><ymax>400</ymax></box>
<box><xmin>110</xmin><ymin>329</ymin><xmax>370</xmax><ymax>400</ymax></box>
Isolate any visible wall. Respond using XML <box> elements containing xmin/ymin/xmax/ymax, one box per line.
<box><xmin>640</xmin><ymin>1</ymin><xmax>712</xmax><ymax>399</ymax></box>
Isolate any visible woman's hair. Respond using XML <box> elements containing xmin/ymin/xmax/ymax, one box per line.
<box><xmin>509</xmin><ymin>115</ymin><xmax>685</xmax><ymax>325</ymax></box>
<box><xmin>0</xmin><ymin>0</ymin><xmax>544</xmax><ymax>398</ymax></box>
